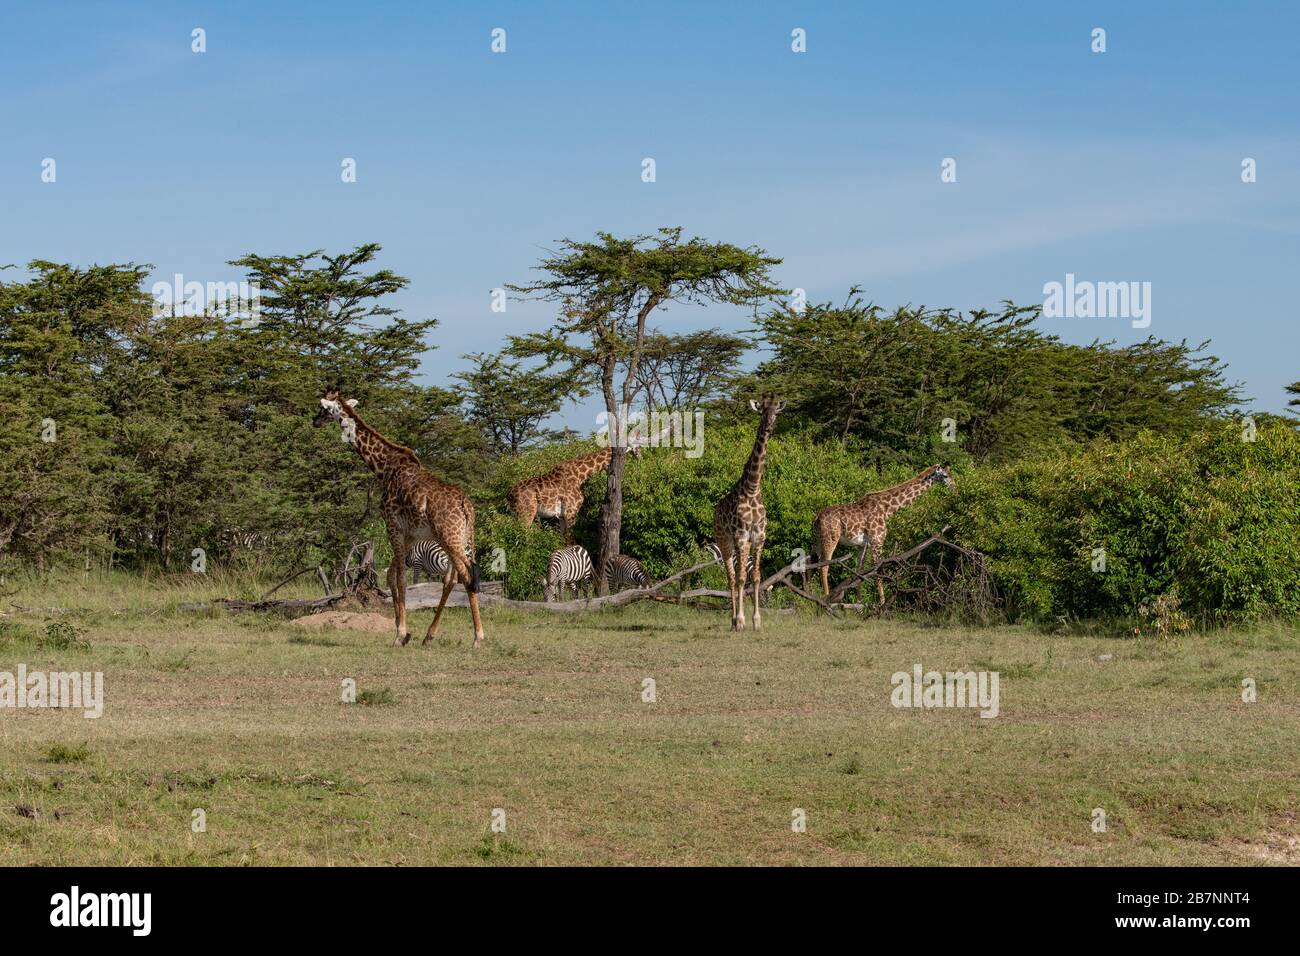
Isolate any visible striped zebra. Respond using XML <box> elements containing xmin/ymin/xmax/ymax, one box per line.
<box><xmin>605</xmin><ymin>554</ymin><xmax>649</xmax><ymax>592</ymax></box>
<box><xmin>705</xmin><ymin>543</ymin><xmax>772</xmax><ymax>600</ymax></box>
<box><xmin>706</xmin><ymin>542</ymin><xmax>757</xmax><ymax>576</ymax></box>
<box><xmin>543</xmin><ymin>545</ymin><xmax>594</xmax><ymax>602</ymax></box>
<box><xmin>404</xmin><ymin>541</ymin><xmax>461</xmax><ymax>583</ymax></box>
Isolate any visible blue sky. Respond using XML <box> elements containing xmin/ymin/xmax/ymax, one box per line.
<box><xmin>3</xmin><ymin>1</ymin><xmax>1297</xmax><ymax>422</ymax></box>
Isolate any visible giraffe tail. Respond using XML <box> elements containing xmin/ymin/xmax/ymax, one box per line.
<box><xmin>468</xmin><ymin>560</ymin><xmax>481</xmax><ymax>593</ymax></box>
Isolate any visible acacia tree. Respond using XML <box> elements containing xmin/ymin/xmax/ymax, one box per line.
<box><xmin>454</xmin><ymin>351</ymin><xmax>581</xmax><ymax>455</ymax></box>
<box><xmin>0</xmin><ymin>261</ymin><xmax>150</xmax><ymax>569</ymax></box>
<box><xmin>224</xmin><ymin>244</ymin><xmax>456</xmax><ymax>552</ymax></box>
<box><xmin>631</xmin><ymin>328</ymin><xmax>748</xmax><ymax>413</ymax></box>
<box><xmin>755</xmin><ymin>290</ymin><xmax>1242</xmax><ymax>466</ymax></box>
<box><xmin>508</xmin><ymin>228</ymin><xmax>783</xmax><ymax>591</ymax></box>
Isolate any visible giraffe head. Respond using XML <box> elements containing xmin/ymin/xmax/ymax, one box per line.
<box><xmin>622</xmin><ymin>439</ymin><xmax>645</xmax><ymax>461</ymax></box>
<box><xmin>314</xmin><ymin>389</ymin><xmax>360</xmax><ymax>443</ymax></box>
<box><xmin>925</xmin><ymin>464</ymin><xmax>955</xmax><ymax>490</ymax></box>
<box><xmin>748</xmin><ymin>395</ymin><xmax>785</xmax><ymax>430</ymax></box>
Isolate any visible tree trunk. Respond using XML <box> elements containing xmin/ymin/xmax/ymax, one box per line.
<box><xmin>594</xmin><ymin>291</ymin><xmax>661</xmax><ymax>596</ymax></box>
<box><xmin>596</xmin><ymin>447</ymin><xmax>625</xmax><ymax>596</ymax></box>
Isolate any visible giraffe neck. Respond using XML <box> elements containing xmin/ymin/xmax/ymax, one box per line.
<box><xmin>582</xmin><ymin>447</ymin><xmax>613</xmax><ymax>477</ymax></box>
<box><xmin>567</xmin><ymin>447</ymin><xmax>613</xmax><ymax>484</ymax></box>
<box><xmin>739</xmin><ymin>418</ymin><xmax>773</xmax><ymax>498</ymax></box>
<box><xmin>342</xmin><ymin>407</ymin><xmax>402</xmax><ymax>478</ymax></box>
<box><xmin>872</xmin><ymin>469</ymin><xmax>935</xmax><ymax>519</ymax></box>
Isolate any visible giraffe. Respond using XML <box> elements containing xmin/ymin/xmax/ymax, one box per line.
<box><xmin>808</xmin><ymin>464</ymin><xmax>954</xmax><ymax>607</ymax></box>
<box><xmin>314</xmin><ymin>391</ymin><xmax>486</xmax><ymax>647</ymax></box>
<box><xmin>713</xmin><ymin>396</ymin><xmax>784</xmax><ymax>631</ymax></box>
<box><xmin>508</xmin><ymin>445</ymin><xmax>639</xmax><ymax>543</ymax></box>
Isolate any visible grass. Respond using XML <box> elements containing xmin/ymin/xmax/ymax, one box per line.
<box><xmin>41</xmin><ymin>743</ymin><xmax>92</xmax><ymax>764</ymax></box>
<box><xmin>0</xmin><ymin>571</ymin><xmax>1298</xmax><ymax>865</ymax></box>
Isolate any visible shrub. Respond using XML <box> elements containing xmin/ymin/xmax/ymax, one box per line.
<box><xmin>42</xmin><ymin>743</ymin><xmax>91</xmax><ymax>763</ymax></box>
<box><xmin>355</xmin><ymin>687</ymin><xmax>395</xmax><ymax>707</ymax></box>
<box><xmin>894</xmin><ymin>420</ymin><xmax>1300</xmax><ymax>623</ymax></box>
<box><xmin>582</xmin><ymin>424</ymin><xmax>929</xmax><ymax>580</ymax></box>
<box><xmin>476</xmin><ymin>417</ymin><xmax>1299</xmax><ymax>623</ymax></box>
<box><xmin>41</xmin><ymin>620</ymin><xmax>91</xmax><ymax>651</ymax></box>
<box><xmin>477</xmin><ymin>511</ymin><xmax>564</xmax><ymax>601</ymax></box>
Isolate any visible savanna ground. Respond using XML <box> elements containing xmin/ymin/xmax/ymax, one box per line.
<box><xmin>1</xmin><ymin>573</ymin><xmax>1297</xmax><ymax>866</ymax></box>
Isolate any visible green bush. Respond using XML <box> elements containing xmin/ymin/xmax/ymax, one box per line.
<box><xmin>893</xmin><ymin>420</ymin><xmax>1300</xmax><ymax>623</ymax></box>
<box><xmin>535</xmin><ymin>423</ymin><xmax>937</xmax><ymax>581</ymax></box>
<box><xmin>477</xmin><ymin>510</ymin><xmax>565</xmax><ymax>601</ymax></box>
<box><xmin>474</xmin><ymin>417</ymin><xmax>1299</xmax><ymax>623</ymax></box>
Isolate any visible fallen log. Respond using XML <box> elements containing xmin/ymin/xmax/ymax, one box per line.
<box><xmin>403</xmin><ymin>559</ymin><xmax>718</xmax><ymax>612</ymax></box>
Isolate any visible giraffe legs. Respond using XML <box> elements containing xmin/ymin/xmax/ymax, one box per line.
<box><xmin>559</xmin><ymin>493</ymin><xmax>580</xmax><ymax>545</ymax></box>
<box><xmin>423</xmin><ymin>566</ymin><xmax>455</xmax><ymax>646</ymax></box>
<box><xmin>466</xmin><ymin>586</ymin><xmax>484</xmax><ymax>649</ymax></box>
<box><xmin>750</xmin><ymin>542</ymin><xmax>764</xmax><ymax>631</ymax></box>
<box><xmin>424</xmin><ymin>550</ymin><xmax>485</xmax><ymax>648</ymax></box>
<box><xmin>870</xmin><ymin>534</ymin><xmax>887</xmax><ymax>608</ymax></box>
<box><xmin>852</xmin><ymin>542</ymin><xmax>870</xmax><ymax>605</ymax></box>
<box><xmin>387</xmin><ymin>530</ymin><xmax>410</xmax><ymax>646</ymax></box>
<box><xmin>817</xmin><ymin>531</ymin><xmax>838</xmax><ymax>597</ymax></box>
<box><xmin>718</xmin><ymin>539</ymin><xmax>738</xmax><ymax>629</ymax></box>
<box><xmin>734</xmin><ymin>538</ymin><xmax>751</xmax><ymax>631</ymax></box>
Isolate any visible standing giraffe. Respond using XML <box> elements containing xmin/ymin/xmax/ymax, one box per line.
<box><xmin>808</xmin><ymin>464</ymin><xmax>954</xmax><ymax>607</ymax></box>
<box><xmin>713</xmin><ymin>396</ymin><xmax>784</xmax><ymax>631</ymax></box>
<box><xmin>314</xmin><ymin>391</ymin><xmax>485</xmax><ymax>647</ymax></box>
<box><xmin>508</xmin><ymin>445</ymin><xmax>639</xmax><ymax>543</ymax></box>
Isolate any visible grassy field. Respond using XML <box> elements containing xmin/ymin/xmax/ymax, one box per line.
<box><xmin>1</xmin><ymin>573</ymin><xmax>1297</xmax><ymax>866</ymax></box>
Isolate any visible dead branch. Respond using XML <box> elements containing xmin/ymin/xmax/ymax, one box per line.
<box><xmin>826</xmin><ymin>526</ymin><xmax>955</xmax><ymax>605</ymax></box>
<box><xmin>208</xmin><ymin>541</ymin><xmax>386</xmax><ymax>614</ymax></box>
<box><xmin>407</xmin><ymin>557</ymin><xmax>722</xmax><ymax>613</ymax></box>
<box><xmin>750</xmin><ymin>526</ymin><xmax>991</xmax><ymax>620</ymax></box>
<box><xmin>258</xmin><ymin>564</ymin><xmax>331</xmax><ymax>603</ymax></box>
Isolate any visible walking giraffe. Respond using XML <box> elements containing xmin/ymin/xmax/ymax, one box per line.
<box><xmin>713</xmin><ymin>396</ymin><xmax>783</xmax><ymax>631</ymax></box>
<box><xmin>314</xmin><ymin>391</ymin><xmax>486</xmax><ymax>647</ymax></box>
<box><xmin>808</xmin><ymin>464</ymin><xmax>954</xmax><ymax>607</ymax></box>
<box><xmin>508</xmin><ymin>445</ymin><xmax>639</xmax><ymax>543</ymax></box>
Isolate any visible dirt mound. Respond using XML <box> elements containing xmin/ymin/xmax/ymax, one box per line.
<box><xmin>291</xmin><ymin>611</ymin><xmax>393</xmax><ymax>633</ymax></box>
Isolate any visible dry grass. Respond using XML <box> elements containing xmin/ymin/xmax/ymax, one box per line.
<box><xmin>1</xmin><ymin>573</ymin><xmax>1297</xmax><ymax>865</ymax></box>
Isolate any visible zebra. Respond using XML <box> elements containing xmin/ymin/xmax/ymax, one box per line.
<box><xmin>705</xmin><ymin>543</ymin><xmax>772</xmax><ymax>600</ymax></box>
<box><xmin>543</xmin><ymin>545</ymin><xmax>594</xmax><ymax>602</ymax></box>
<box><xmin>706</xmin><ymin>542</ymin><xmax>757</xmax><ymax>576</ymax></box>
<box><xmin>605</xmin><ymin>554</ymin><xmax>650</xmax><ymax>592</ymax></box>
<box><xmin>405</xmin><ymin>541</ymin><xmax>451</xmax><ymax>583</ymax></box>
